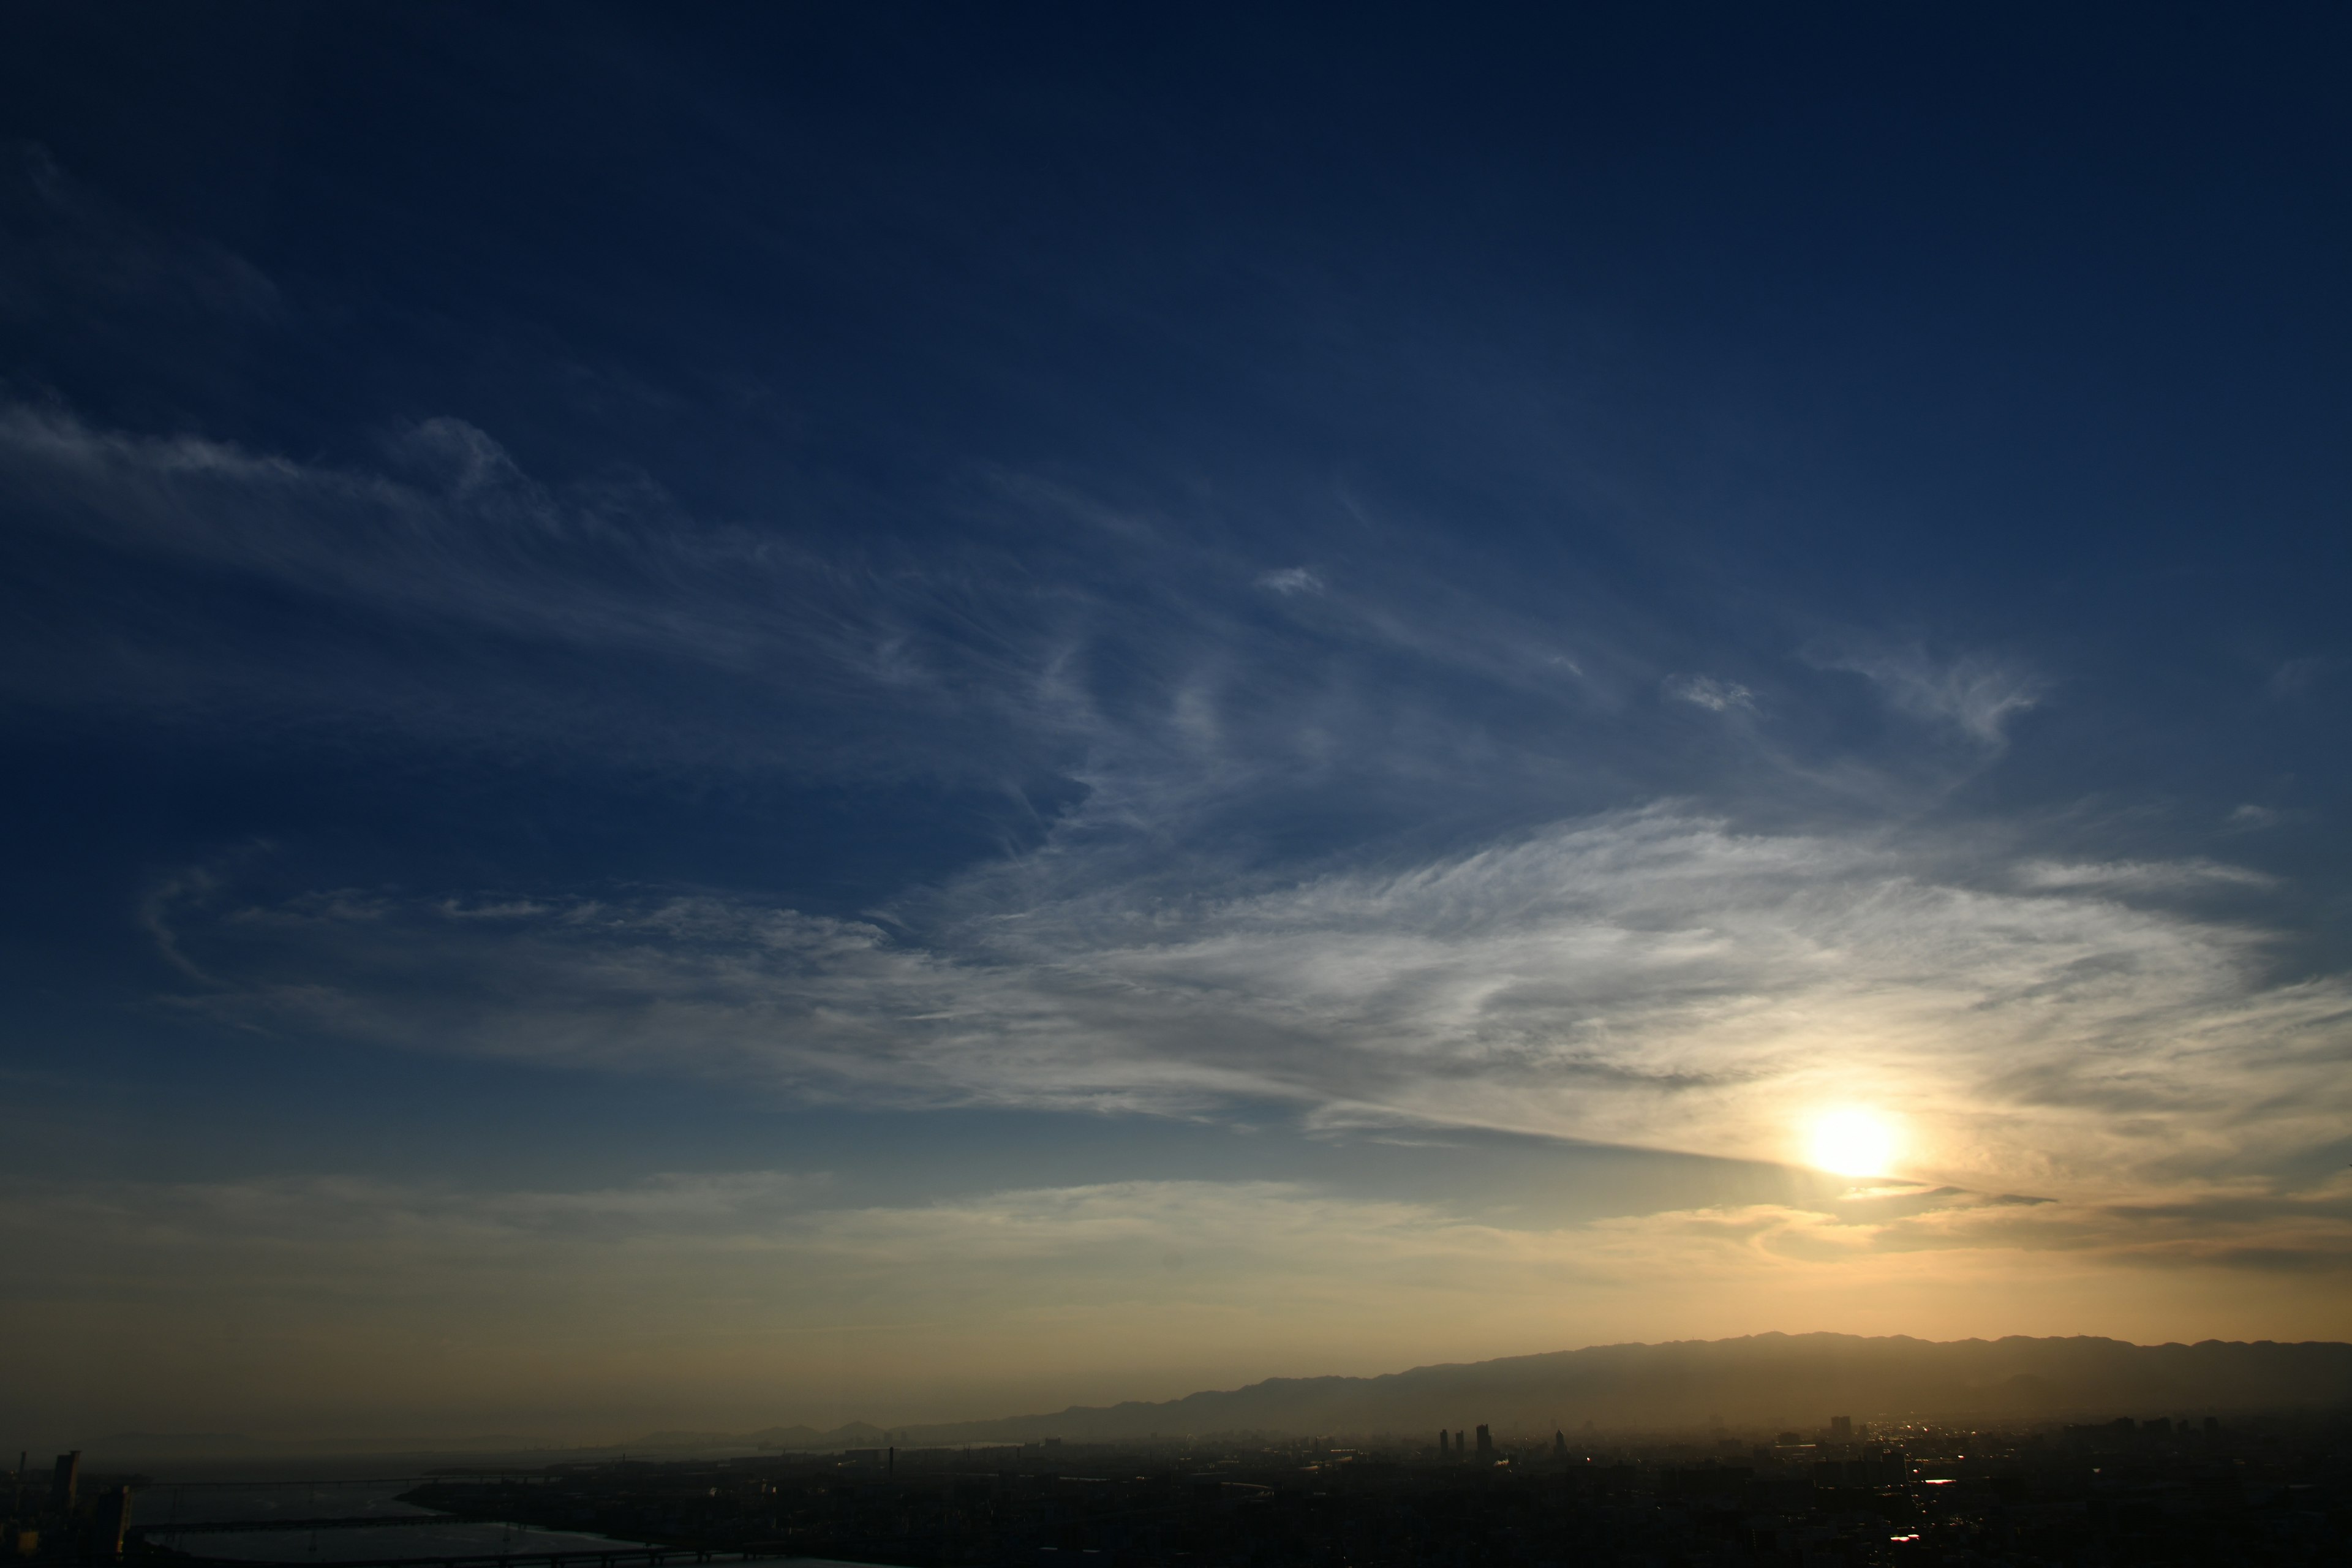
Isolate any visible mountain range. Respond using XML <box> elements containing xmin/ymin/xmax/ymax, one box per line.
<box><xmin>673</xmin><ymin>1333</ymin><xmax>2352</xmax><ymax>1449</ymax></box>
<box><xmin>92</xmin><ymin>1334</ymin><xmax>2352</xmax><ymax>1459</ymax></box>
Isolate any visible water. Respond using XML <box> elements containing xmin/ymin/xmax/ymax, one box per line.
<box><xmin>129</xmin><ymin>1479</ymin><xmax>650</xmax><ymax>1564</ymax></box>
<box><xmin>124</xmin><ymin>1475</ymin><xmax>876</xmax><ymax>1567</ymax></box>
<box><xmin>130</xmin><ymin>1479</ymin><xmax>439</xmax><ymax>1529</ymax></box>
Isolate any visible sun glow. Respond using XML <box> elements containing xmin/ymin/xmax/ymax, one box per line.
<box><xmin>1809</xmin><ymin>1108</ymin><xmax>1898</xmax><ymax>1177</ymax></box>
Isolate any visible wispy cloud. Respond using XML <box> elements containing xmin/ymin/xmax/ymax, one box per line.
<box><xmin>0</xmin><ymin>401</ymin><xmax>1574</xmax><ymax>812</ymax></box>
<box><xmin>29</xmin><ymin>396</ymin><xmax>2341</xmax><ymax>1253</ymax></box>
<box><xmin>2265</xmin><ymin>655</ymin><xmax>2336</xmax><ymax>701</ymax></box>
<box><xmin>1662</xmin><ymin>673</ymin><xmax>1754</xmax><ymax>712</ymax></box>
<box><xmin>0</xmin><ymin>141</ymin><xmax>284</xmax><ymax>329</ymax></box>
<box><xmin>146</xmin><ymin>810</ymin><xmax>2352</xmax><ymax>1203</ymax></box>
<box><xmin>1819</xmin><ymin>645</ymin><xmax>2045</xmax><ymax>745</ymax></box>
<box><xmin>0</xmin><ymin>401</ymin><xmax>1133</xmax><ymax>788</ymax></box>
<box><xmin>1582</xmin><ymin>1178</ymin><xmax>2352</xmax><ymax>1281</ymax></box>
<box><xmin>2014</xmin><ymin>858</ymin><xmax>2275</xmax><ymax>894</ymax></box>
<box><xmin>0</xmin><ymin>396</ymin><xmax>2076</xmax><ymax>853</ymax></box>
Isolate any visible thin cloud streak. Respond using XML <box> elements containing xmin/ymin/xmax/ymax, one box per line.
<box><xmin>149</xmin><ymin>810</ymin><xmax>2352</xmax><ymax>1202</ymax></box>
<box><xmin>1662</xmin><ymin>674</ymin><xmax>1755</xmax><ymax>712</ymax></box>
<box><xmin>0</xmin><ymin>399</ymin><xmax>2022</xmax><ymax>831</ymax></box>
<box><xmin>33</xmin><ymin>398</ymin><xmax>2336</xmax><ymax>1234</ymax></box>
<box><xmin>1815</xmin><ymin>645</ymin><xmax>2045</xmax><ymax>747</ymax></box>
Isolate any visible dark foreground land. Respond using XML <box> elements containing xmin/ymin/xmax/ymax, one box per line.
<box><xmin>384</xmin><ymin>1414</ymin><xmax>2348</xmax><ymax>1567</ymax></box>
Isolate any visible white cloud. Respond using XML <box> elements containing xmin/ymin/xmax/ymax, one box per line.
<box><xmin>1662</xmin><ymin>673</ymin><xmax>1755</xmax><ymax>712</ymax></box>
<box><xmin>0</xmin><ymin>398</ymin><xmax>2073</xmax><ymax>844</ymax></box>
<box><xmin>0</xmin><ymin>401</ymin><xmax>796</xmax><ymax>666</ymax></box>
<box><xmin>2014</xmin><ymin>858</ymin><xmax>2274</xmax><ymax>893</ymax></box>
<box><xmin>0</xmin><ymin>401</ymin><xmax>1150</xmax><ymax>785</ymax></box>
<box><xmin>0</xmin><ymin>401</ymin><xmax>1643</xmax><ymax>816</ymax></box>
<box><xmin>1256</xmin><ymin>566</ymin><xmax>1324</xmax><ymax>595</ymax></box>
<box><xmin>2266</xmin><ymin>655</ymin><xmax>2335</xmax><ymax>700</ymax></box>
<box><xmin>17</xmin><ymin>399</ymin><xmax>2342</xmax><ymax>1234</ymax></box>
<box><xmin>1822</xmin><ymin>646</ymin><xmax>2043</xmax><ymax>745</ymax></box>
<box><xmin>150</xmin><ymin>810</ymin><xmax>2352</xmax><ymax>1204</ymax></box>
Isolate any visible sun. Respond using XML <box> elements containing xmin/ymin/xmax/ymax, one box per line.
<box><xmin>1809</xmin><ymin>1108</ymin><xmax>1898</xmax><ymax>1177</ymax></box>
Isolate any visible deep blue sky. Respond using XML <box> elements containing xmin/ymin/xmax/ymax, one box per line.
<box><xmin>2</xmin><ymin>4</ymin><xmax>2348</xmax><ymax>1441</ymax></box>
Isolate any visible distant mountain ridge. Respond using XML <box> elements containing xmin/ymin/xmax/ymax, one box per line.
<box><xmin>91</xmin><ymin>1335</ymin><xmax>2352</xmax><ymax>1460</ymax></box>
<box><xmin>767</xmin><ymin>1333</ymin><xmax>2352</xmax><ymax>1447</ymax></box>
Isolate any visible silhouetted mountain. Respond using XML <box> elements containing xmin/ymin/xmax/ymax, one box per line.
<box><xmin>94</xmin><ymin>1335</ymin><xmax>2352</xmax><ymax>1462</ymax></box>
<box><xmin>885</xmin><ymin>1334</ymin><xmax>2352</xmax><ymax>1441</ymax></box>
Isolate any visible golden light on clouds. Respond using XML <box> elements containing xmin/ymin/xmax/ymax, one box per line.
<box><xmin>1809</xmin><ymin>1108</ymin><xmax>1898</xmax><ymax>1177</ymax></box>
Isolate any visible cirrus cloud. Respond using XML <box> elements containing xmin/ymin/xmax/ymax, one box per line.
<box><xmin>149</xmin><ymin>809</ymin><xmax>2351</xmax><ymax>1203</ymax></box>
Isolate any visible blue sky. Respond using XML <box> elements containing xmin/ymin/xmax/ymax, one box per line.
<box><xmin>2</xmin><ymin>4</ymin><xmax>2348</xmax><ymax>1443</ymax></box>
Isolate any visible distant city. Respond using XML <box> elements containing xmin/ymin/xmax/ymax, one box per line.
<box><xmin>12</xmin><ymin>1406</ymin><xmax>2348</xmax><ymax>1566</ymax></box>
<box><xmin>13</xmin><ymin>1332</ymin><xmax>2351</xmax><ymax>1565</ymax></box>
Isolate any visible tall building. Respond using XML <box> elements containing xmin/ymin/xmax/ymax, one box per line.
<box><xmin>1553</xmin><ymin>1430</ymin><xmax>1567</xmax><ymax>1457</ymax></box>
<box><xmin>49</xmin><ymin>1452</ymin><xmax>78</xmax><ymax>1513</ymax></box>
<box><xmin>1436</xmin><ymin>1431</ymin><xmax>1450</xmax><ymax>1458</ymax></box>
<box><xmin>1828</xmin><ymin>1416</ymin><xmax>1852</xmax><ymax>1441</ymax></box>
<box><xmin>1474</xmin><ymin>1425</ymin><xmax>1494</xmax><ymax>1460</ymax></box>
<box><xmin>93</xmin><ymin>1486</ymin><xmax>132</xmax><ymax>1555</ymax></box>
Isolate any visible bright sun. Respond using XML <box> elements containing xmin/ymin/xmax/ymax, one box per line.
<box><xmin>1809</xmin><ymin>1108</ymin><xmax>1897</xmax><ymax>1177</ymax></box>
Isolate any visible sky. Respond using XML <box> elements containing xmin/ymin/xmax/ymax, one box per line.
<box><xmin>2</xmin><ymin>2</ymin><xmax>2349</xmax><ymax>1447</ymax></box>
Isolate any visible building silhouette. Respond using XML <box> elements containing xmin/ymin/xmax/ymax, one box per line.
<box><xmin>48</xmin><ymin>1452</ymin><xmax>77</xmax><ymax>1513</ymax></box>
<box><xmin>93</xmin><ymin>1485</ymin><xmax>131</xmax><ymax>1556</ymax></box>
<box><xmin>1474</xmin><ymin>1425</ymin><xmax>1494</xmax><ymax>1460</ymax></box>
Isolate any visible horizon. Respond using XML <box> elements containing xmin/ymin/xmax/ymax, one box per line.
<box><xmin>4</xmin><ymin>5</ymin><xmax>2351</xmax><ymax>1455</ymax></box>
<box><xmin>48</xmin><ymin>1331</ymin><xmax>2352</xmax><ymax>1458</ymax></box>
